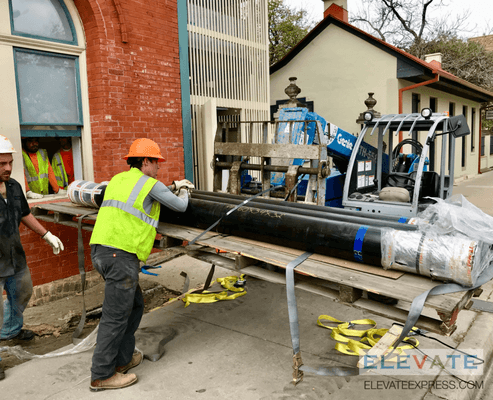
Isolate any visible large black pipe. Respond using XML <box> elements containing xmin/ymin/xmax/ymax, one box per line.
<box><xmin>193</xmin><ymin>190</ymin><xmax>414</xmax><ymax>223</ymax></box>
<box><xmin>192</xmin><ymin>192</ymin><xmax>417</xmax><ymax>231</ymax></box>
<box><xmin>160</xmin><ymin>197</ymin><xmax>383</xmax><ymax>266</ymax></box>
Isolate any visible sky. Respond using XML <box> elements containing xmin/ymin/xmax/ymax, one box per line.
<box><xmin>283</xmin><ymin>0</ymin><xmax>492</xmax><ymax>39</ymax></box>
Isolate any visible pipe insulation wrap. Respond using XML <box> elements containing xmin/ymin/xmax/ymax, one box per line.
<box><xmin>381</xmin><ymin>230</ymin><xmax>491</xmax><ymax>287</ymax></box>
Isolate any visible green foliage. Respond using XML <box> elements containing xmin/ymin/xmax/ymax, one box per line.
<box><xmin>268</xmin><ymin>0</ymin><xmax>314</xmax><ymax>66</ymax></box>
<box><xmin>408</xmin><ymin>34</ymin><xmax>493</xmax><ymax>91</ymax></box>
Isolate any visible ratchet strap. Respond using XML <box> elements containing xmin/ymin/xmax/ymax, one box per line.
<box><xmin>72</xmin><ymin>211</ymin><xmax>98</xmax><ymax>344</ymax></box>
<box><xmin>181</xmin><ymin>274</ymin><xmax>247</xmax><ymax>307</ymax></box>
<box><xmin>285</xmin><ymin>252</ymin><xmax>359</xmax><ymax>385</ymax></box>
<box><xmin>387</xmin><ymin>261</ymin><xmax>493</xmax><ymax>362</ymax></box>
<box><xmin>316</xmin><ymin>316</ymin><xmax>418</xmax><ymax>358</ymax></box>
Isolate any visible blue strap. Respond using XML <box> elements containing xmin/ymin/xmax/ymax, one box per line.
<box><xmin>141</xmin><ymin>265</ymin><xmax>162</xmax><ymax>276</ymax></box>
<box><xmin>398</xmin><ymin>217</ymin><xmax>407</xmax><ymax>223</ymax></box>
<box><xmin>353</xmin><ymin>226</ymin><xmax>369</xmax><ymax>262</ymax></box>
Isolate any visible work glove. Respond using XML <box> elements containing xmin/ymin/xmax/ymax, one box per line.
<box><xmin>173</xmin><ymin>179</ymin><xmax>195</xmax><ymax>192</ymax></box>
<box><xmin>57</xmin><ymin>189</ymin><xmax>67</xmax><ymax>196</ymax></box>
<box><xmin>26</xmin><ymin>191</ymin><xmax>44</xmax><ymax>199</ymax></box>
<box><xmin>176</xmin><ymin>188</ymin><xmax>189</xmax><ymax>200</ymax></box>
<box><xmin>42</xmin><ymin>231</ymin><xmax>65</xmax><ymax>255</ymax></box>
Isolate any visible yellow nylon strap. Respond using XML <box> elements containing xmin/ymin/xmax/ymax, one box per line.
<box><xmin>182</xmin><ymin>275</ymin><xmax>247</xmax><ymax>307</ymax></box>
<box><xmin>317</xmin><ymin>315</ymin><xmax>419</xmax><ymax>358</ymax></box>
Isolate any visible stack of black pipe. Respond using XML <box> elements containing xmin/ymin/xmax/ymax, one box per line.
<box><xmin>159</xmin><ymin>190</ymin><xmax>418</xmax><ymax>267</ymax></box>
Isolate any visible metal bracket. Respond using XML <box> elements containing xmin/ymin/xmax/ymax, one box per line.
<box><xmin>292</xmin><ymin>352</ymin><xmax>304</xmax><ymax>385</ymax></box>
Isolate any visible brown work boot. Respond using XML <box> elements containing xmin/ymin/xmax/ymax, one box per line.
<box><xmin>89</xmin><ymin>372</ymin><xmax>137</xmax><ymax>392</ymax></box>
<box><xmin>115</xmin><ymin>351</ymin><xmax>143</xmax><ymax>374</ymax></box>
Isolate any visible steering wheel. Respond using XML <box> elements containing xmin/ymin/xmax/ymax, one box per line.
<box><xmin>392</xmin><ymin>139</ymin><xmax>423</xmax><ymax>172</ymax></box>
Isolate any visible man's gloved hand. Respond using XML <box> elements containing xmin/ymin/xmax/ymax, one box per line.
<box><xmin>42</xmin><ymin>231</ymin><xmax>65</xmax><ymax>255</ymax></box>
<box><xmin>173</xmin><ymin>179</ymin><xmax>195</xmax><ymax>192</ymax></box>
<box><xmin>176</xmin><ymin>188</ymin><xmax>189</xmax><ymax>199</ymax></box>
<box><xmin>57</xmin><ymin>189</ymin><xmax>67</xmax><ymax>196</ymax></box>
<box><xmin>26</xmin><ymin>191</ymin><xmax>44</xmax><ymax>199</ymax></box>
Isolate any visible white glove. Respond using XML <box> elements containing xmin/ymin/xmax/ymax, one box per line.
<box><xmin>177</xmin><ymin>188</ymin><xmax>189</xmax><ymax>199</ymax></box>
<box><xmin>57</xmin><ymin>189</ymin><xmax>67</xmax><ymax>196</ymax></box>
<box><xmin>26</xmin><ymin>191</ymin><xmax>44</xmax><ymax>199</ymax></box>
<box><xmin>42</xmin><ymin>231</ymin><xmax>64</xmax><ymax>255</ymax></box>
<box><xmin>173</xmin><ymin>179</ymin><xmax>195</xmax><ymax>191</ymax></box>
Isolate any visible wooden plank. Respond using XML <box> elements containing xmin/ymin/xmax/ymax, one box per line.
<box><xmin>339</xmin><ymin>284</ymin><xmax>363</xmax><ymax>303</ymax></box>
<box><xmin>33</xmin><ymin>202</ymin><xmax>98</xmax><ymax>218</ymax></box>
<box><xmin>158</xmin><ymin>223</ymin><xmax>466</xmax><ymax>313</ymax></box>
<box><xmin>240</xmin><ymin>266</ymin><xmax>443</xmax><ymax>334</ymax></box>
<box><xmin>228</xmin><ymin>235</ymin><xmax>403</xmax><ymax>279</ymax></box>
<box><xmin>34</xmin><ymin>215</ymin><xmax>94</xmax><ymax>231</ymax></box>
<box><xmin>215</xmin><ymin>142</ymin><xmax>322</xmax><ymax>159</ymax></box>
<box><xmin>357</xmin><ymin>324</ymin><xmax>404</xmax><ymax>368</ymax></box>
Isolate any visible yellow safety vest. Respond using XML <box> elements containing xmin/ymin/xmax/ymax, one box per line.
<box><xmin>52</xmin><ymin>151</ymin><xmax>69</xmax><ymax>189</ymax></box>
<box><xmin>90</xmin><ymin>168</ymin><xmax>161</xmax><ymax>262</ymax></box>
<box><xmin>22</xmin><ymin>149</ymin><xmax>50</xmax><ymax>195</ymax></box>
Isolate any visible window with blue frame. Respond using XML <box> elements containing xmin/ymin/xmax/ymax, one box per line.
<box><xmin>15</xmin><ymin>49</ymin><xmax>82</xmax><ymax>128</ymax></box>
<box><xmin>7</xmin><ymin>0</ymin><xmax>85</xmax><ymax>190</ymax></box>
<box><xmin>9</xmin><ymin>0</ymin><xmax>77</xmax><ymax>45</ymax></box>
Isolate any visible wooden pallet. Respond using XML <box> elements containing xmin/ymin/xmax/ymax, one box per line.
<box><xmin>31</xmin><ymin>201</ymin><xmax>481</xmax><ymax>335</ymax></box>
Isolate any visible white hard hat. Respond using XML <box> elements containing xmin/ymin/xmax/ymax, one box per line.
<box><xmin>0</xmin><ymin>135</ymin><xmax>16</xmax><ymax>154</ymax></box>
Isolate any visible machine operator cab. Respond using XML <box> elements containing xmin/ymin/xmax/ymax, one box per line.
<box><xmin>342</xmin><ymin>109</ymin><xmax>470</xmax><ymax>217</ymax></box>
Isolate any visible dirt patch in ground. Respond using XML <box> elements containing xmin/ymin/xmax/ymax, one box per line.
<box><xmin>0</xmin><ymin>284</ymin><xmax>178</xmax><ymax>372</ymax></box>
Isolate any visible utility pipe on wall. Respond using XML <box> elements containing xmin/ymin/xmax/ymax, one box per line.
<box><xmin>398</xmin><ymin>73</ymin><xmax>439</xmax><ymax>143</ymax></box>
<box><xmin>478</xmin><ymin>104</ymin><xmax>493</xmax><ymax>175</ymax></box>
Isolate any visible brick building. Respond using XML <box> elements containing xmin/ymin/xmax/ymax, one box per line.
<box><xmin>2</xmin><ymin>0</ymin><xmax>270</xmax><ymax>289</ymax></box>
<box><xmin>469</xmin><ymin>34</ymin><xmax>493</xmax><ymax>52</ymax></box>
<box><xmin>1</xmin><ymin>0</ymin><xmax>188</xmax><ymax>286</ymax></box>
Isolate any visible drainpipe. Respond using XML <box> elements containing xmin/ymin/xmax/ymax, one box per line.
<box><xmin>478</xmin><ymin>106</ymin><xmax>484</xmax><ymax>175</ymax></box>
<box><xmin>478</xmin><ymin>104</ymin><xmax>493</xmax><ymax>175</ymax></box>
<box><xmin>398</xmin><ymin>72</ymin><xmax>439</xmax><ymax>142</ymax></box>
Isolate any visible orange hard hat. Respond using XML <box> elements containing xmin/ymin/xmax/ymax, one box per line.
<box><xmin>124</xmin><ymin>138</ymin><xmax>165</xmax><ymax>161</ymax></box>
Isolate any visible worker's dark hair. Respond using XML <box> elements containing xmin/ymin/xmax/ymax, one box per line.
<box><xmin>127</xmin><ymin>157</ymin><xmax>145</xmax><ymax>169</ymax></box>
<box><xmin>126</xmin><ymin>157</ymin><xmax>158</xmax><ymax>169</ymax></box>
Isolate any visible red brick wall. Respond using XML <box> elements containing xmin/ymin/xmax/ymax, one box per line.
<box><xmin>23</xmin><ymin>0</ymin><xmax>183</xmax><ymax>286</ymax></box>
<box><xmin>76</xmin><ymin>0</ymin><xmax>184</xmax><ymax>184</ymax></box>
<box><xmin>20</xmin><ymin>223</ymin><xmax>93</xmax><ymax>287</ymax></box>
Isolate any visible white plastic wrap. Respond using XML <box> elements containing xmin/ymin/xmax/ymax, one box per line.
<box><xmin>381</xmin><ymin>194</ymin><xmax>493</xmax><ymax>287</ymax></box>
<box><xmin>0</xmin><ymin>326</ymin><xmax>98</xmax><ymax>361</ymax></box>
<box><xmin>418</xmin><ymin>194</ymin><xmax>493</xmax><ymax>244</ymax></box>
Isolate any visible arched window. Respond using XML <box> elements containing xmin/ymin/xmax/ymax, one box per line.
<box><xmin>10</xmin><ymin>0</ymin><xmax>77</xmax><ymax>44</ymax></box>
<box><xmin>2</xmin><ymin>0</ymin><xmax>91</xmax><ymax>191</ymax></box>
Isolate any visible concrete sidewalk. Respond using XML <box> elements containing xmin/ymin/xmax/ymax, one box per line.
<box><xmin>2</xmin><ymin>171</ymin><xmax>493</xmax><ymax>399</ymax></box>
<box><xmin>1</xmin><ymin>260</ymin><xmax>493</xmax><ymax>400</ymax></box>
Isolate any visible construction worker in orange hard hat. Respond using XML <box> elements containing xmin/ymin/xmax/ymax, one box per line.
<box><xmin>0</xmin><ymin>135</ymin><xmax>64</xmax><ymax>381</ymax></box>
<box><xmin>88</xmin><ymin>138</ymin><xmax>194</xmax><ymax>392</ymax></box>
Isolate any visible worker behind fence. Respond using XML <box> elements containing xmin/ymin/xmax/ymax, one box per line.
<box><xmin>0</xmin><ymin>135</ymin><xmax>64</xmax><ymax>381</ymax></box>
<box><xmin>21</xmin><ymin>137</ymin><xmax>66</xmax><ymax>199</ymax></box>
<box><xmin>52</xmin><ymin>137</ymin><xmax>75</xmax><ymax>190</ymax></box>
<box><xmin>88</xmin><ymin>138</ymin><xmax>194</xmax><ymax>392</ymax></box>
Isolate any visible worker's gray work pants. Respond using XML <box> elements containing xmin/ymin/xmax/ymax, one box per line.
<box><xmin>90</xmin><ymin>244</ymin><xmax>144</xmax><ymax>381</ymax></box>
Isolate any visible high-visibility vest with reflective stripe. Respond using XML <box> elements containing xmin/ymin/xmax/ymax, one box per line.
<box><xmin>90</xmin><ymin>168</ymin><xmax>160</xmax><ymax>262</ymax></box>
<box><xmin>52</xmin><ymin>151</ymin><xmax>69</xmax><ymax>189</ymax></box>
<box><xmin>22</xmin><ymin>149</ymin><xmax>50</xmax><ymax>195</ymax></box>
